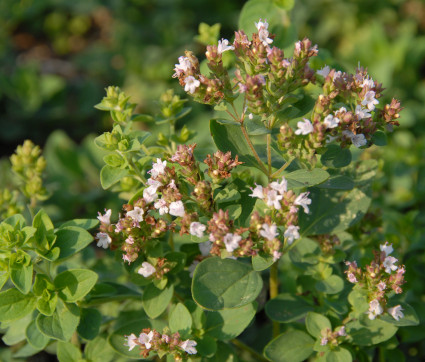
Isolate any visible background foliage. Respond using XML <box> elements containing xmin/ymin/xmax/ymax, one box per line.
<box><xmin>0</xmin><ymin>0</ymin><xmax>424</xmax><ymax>361</ymax></box>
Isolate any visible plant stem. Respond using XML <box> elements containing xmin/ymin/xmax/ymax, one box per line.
<box><xmin>240</xmin><ymin>124</ymin><xmax>268</xmax><ymax>174</ymax></box>
<box><xmin>267</xmin><ymin>133</ymin><xmax>272</xmax><ymax>176</ymax></box>
<box><xmin>169</xmin><ymin>231</ymin><xmax>174</xmax><ymax>251</ymax></box>
<box><xmin>270</xmin><ymin>262</ymin><xmax>280</xmax><ymax>338</ymax></box>
<box><xmin>270</xmin><ymin>157</ymin><xmax>295</xmax><ymax>179</ymax></box>
<box><xmin>231</xmin><ymin>339</ymin><xmax>269</xmax><ymax>362</ymax></box>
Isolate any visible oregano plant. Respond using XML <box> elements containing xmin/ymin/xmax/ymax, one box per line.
<box><xmin>0</xmin><ymin>15</ymin><xmax>418</xmax><ymax>362</ymax></box>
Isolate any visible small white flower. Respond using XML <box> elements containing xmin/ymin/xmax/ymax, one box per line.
<box><xmin>199</xmin><ymin>241</ymin><xmax>212</xmax><ymax>256</ymax></box>
<box><xmin>383</xmin><ymin>256</ymin><xmax>398</xmax><ymax>273</ymax></box>
<box><xmin>380</xmin><ymin>242</ymin><xmax>393</xmax><ymax>256</ymax></box>
<box><xmin>125</xmin><ymin>236</ymin><xmax>134</xmax><ymax>244</ymax></box>
<box><xmin>377</xmin><ymin>281</ymin><xmax>386</xmax><ymax>291</ymax></box>
<box><xmin>138</xmin><ymin>331</ymin><xmax>154</xmax><ymax>349</ymax></box>
<box><xmin>323</xmin><ymin>114</ymin><xmax>340</xmax><ymax>129</ymax></box>
<box><xmin>368</xmin><ymin>299</ymin><xmax>383</xmax><ymax>320</ymax></box>
<box><xmin>96</xmin><ymin>232</ymin><xmax>111</xmax><ymax>249</ymax></box>
<box><xmin>173</xmin><ymin>56</ymin><xmax>191</xmax><ymax>77</ymax></box>
<box><xmin>272</xmin><ymin>250</ymin><xmax>282</xmax><ymax>262</ymax></box>
<box><xmin>342</xmin><ymin>130</ymin><xmax>354</xmax><ymax>139</ymax></box>
<box><xmin>337</xmin><ymin>326</ymin><xmax>346</xmax><ymax>336</ymax></box>
<box><xmin>188</xmin><ymin>260</ymin><xmax>199</xmax><ymax>278</ymax></box>
<box><xmin>355</xmin><ymin>105</ymin><xmax>372</xmax><ymax>119</ymax></box>
<box><xmin>317</xmin><ymin>65</ymin><xmax>330</xmax><ymax>78</ymax></box>
<box><xmin>255</xmin><ymin>19</ymin><xmax>273</xmax><ymax>47</ymax></box>
<box><xmin>180</xmin><ymin>339</ymin><xmax>197</xmax><ymax>355</ymax></box>
<box><xmin>388</xmin><ymin>305</ymin><xmax>404</xmax><ymax>321</ymax></box>
<box><xmin>124</xmin><ymin>333</ymin><xmax>138</xmax><ymax>351</ymax></box>
<box><xmin>295</xmin><ymin>118</ymin><xmax>314</xmax><ymax>135</ymax></box>
<box><xmin>217</xmin><ymin>38</ymin><xmax>234</xmax><ymax>54</ymax></box>
<box><xmin>284</xmin><ymin>225</ymin><xmax>300</xmax><ymax>244</ymax></box>
<box><xmin>147</xmin><ymin>178</ymin><xmax>162</xmax><ymax>190</ymax></box>
<box><xmin>270</xmin><ymin>177</ymin><xmax>288</xmax><ymax>194</ymax></box>
<box><xmin>361</xmin><ymin>90</ymin><xmax>379</xmax><ymax>111</ymax></box>
<box><xmin>335</xmin><ymin>107</ymin><xmax>347</xmax><ymax>115</ymax></box>
<box><xmin>190</xmin><ymin>222</ymin><xmax>206</xmax><ymax>238</ymax></box>
<box><xmin>143</xmin><ymin>185</ymin><xmax>159</xmax><ymax>203</ymax></box>
<box><xmin>137</xmin><ymin>262</ymin><xmax>156</xmax><ymax>278</ymax></box>
<box><xmin>150</xmin><ymin>158</ymin><xmax>167</xmax><ymax>178</ymax></box>
<box><xmin>260</xmin><ymin>223</ymin><xmax>278</xmax><ymax>241</ymax></box>
<box><xmin>320</xmin><ymin>337</ymin><xmax>328</xmax><ymax>346</ymax></box>
<box><xmin>223</xmin><ymin>233</ymin><xmax>241</xmax><ymax>252</ymax></box>
<box><xmin>154</xmin><ymin>198</ymin><xmax>169</xmax><ymax>215</ymax></box>
<box><xmin>97</xmin><ymin>209</ymin><xmax>111</xmax><ymax>225</ymax></box>
<box><xmin>361</xmin><ymin>77</ymin><xmax>374</xmax><ymax>89</ymax></box>
<box><xmin>294</xmin><ymin>192</ymin><xmax>312</xmax><ymax>214</ymax></box>
<box><xmin>169</xmin><ymin>200</ymin><xmax>185</xmax><ymax>217</ymax></box>
<box><xmin>184</xmin><ymin>75</ymin><xmax>201</xmax><ymax>94</ymax></box>
<box><xmin>347</xmin><ymin>272</ymin><xmax>358</xmax><ymax>283</ymax></box>
<box><xmin>127</xmin><ymin>207</ymin><xmax>144</xmax><ymax>222</ymax></box>
<box><xmin>352</xmin><ymin>133</ymin><xmax>367</xmax><ymax>148</ymax></box>
<box><xmin>249</xmin><ymin>184</ymin><xmax>264</xmax><ymax>199</ymax></box>
<box><xmin>248</xmin><ymin>113</ymin><xmax>253</xmax><ymax>120</ymax></box>
<box><xmin>266</xmin><ymin>189</ymin><xmax>283</xmax><ymax>210</ymax></box>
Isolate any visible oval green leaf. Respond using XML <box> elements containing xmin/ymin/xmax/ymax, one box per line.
<box><xmin>264</xmin><ymin>330</ymin><xmax>314</xmax><ymax>362</ymax></box>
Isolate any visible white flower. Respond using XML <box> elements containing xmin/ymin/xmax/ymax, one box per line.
<box><xmin>361</xmin><ymin>77</ymin><xmax>374</xmax><ymax>89</ymax></box>
<box><xmin>248</xmin><ymin>113</ymin><xmax>253</xmax><ymax>120</ymax></box>
<box><xmin>317</xmin><ymin>65</ymin><xmax>330</xmax><ymax>78</ymax></box>
<box><xmin>173</xmin><ymin>56</ymin><xmax>191</xmax><ymax>77</ymax></box>
<box><xmin>361</xmin><ymin>90</ymin><xmax>379</xmax><ymax>110</ymax></box>
<box><xmin>180</xmin><ymin>339</ymin><xmax>197</xmax><ymax>355</ymax></box>
<box><xmin>284</xmin><ymin>225</ymin><xmax>300</xmax><ymax>244</ymax></box>
<box><xmin>295</xmin><ymin>118</ymin><xmax>314</xmax><ymax>135</ymax></box>
<box><xmin>199</xmin><ymin>241</ymin><xmax>212</xmax><ymax>256</ymax></box>
<box><xmin>347</xmin><ymin>272</ymin><xmax>358</xmax><ymax>283</ymax></box>
<box><xmin>323</xmin><ymin>114</ymin><xmax>340</xmax><ymax>129</ymax></box>
<box><xmin>255</xmin><ymin>19</ymin><xmax>273</xmax><ymax>47</ymax></box>
<box><xmin>272</xmin><ymin>250</ymin><xmax>282</xmax><ymax>262</ymax></box>
<box><xmin>377</xmin><ymin>281</ymin><xmax>386</xmax><ymax>291</ymax></box>
<box><xmin>335</xmin><ymin>107</ymin><xmax>347</xmax><ymax>115</ymax></box>
<box><xmin>124</xmin><ymin>333</ymin><xmax>138</xmax><ymax>351</ymax></box>
<box><xmin>184</xmin><ymin>75</ymin><xmax>200</xmax><ymax>94</ymax></box>
<box><xmin>294</xmin><ymin>192</ymin><xmax>312</xmax><ymax>214</ymax></box>
<box><xmin>188</xmin><ymin>260</ymin><xmax>199</xmax><ymax>278</ymax></box>
<box><xmin>342</xmin><ymin>130</ymin><xmax>354</xmax><ymax>139</ymax></box>
<box><xmin>352</xmin><ymin>133</ymin><xmax>367</xmax><ymax>148</ymax></box>
<box><xmin>169</xmin><ymin>200</ymin><xmax>185</xmax><ymax>217</ymax></box>
<box><xmin>127</xmin><ymin>207</ymin><xmax>144</xmax><ymax>222</ymax></box>
<box><xmin>190</xmin><ymin>222</ymin><xmax>206</xmax><ymax>238</ymax></box>
<box><xmin>260</xmin><ymin>223</ymin><xmax>278</xmax><ymax>241</ymax></box>
<box><xmin>337</xmin><ymin>326</ymin><xmax>346</xmax><ymax>336</ymax></box>
<box><xmin>320</xmin><ymin>337</ymin><xmax>328</xmax><ymax>346</ymax></box>
<box><xmin>355</xmin><ymin>105</ymin><xmax>372</xmax><ymax>119</ymax></box>
<box><xmin>138</xmin><ymin>331</ymin><xmax>154</xmax><ymax>349</ymax></box>
<box><xmin>150</xmin><ymin>158</ymin><xmax>167</xmax><ymax>178</ymax></box>
<box><xmin>154</xmin><ymin>198</ymin><xmax>169</xmax><ymax>215</ymax></box>
<box><xmin>223</xmin><ymin>233</ymin><xmax>241</xmax><ymax>252</ymax></box>
<box><xmin>125</xmin><ymin>236</ymin><xmax>134</xmax><ymax>244</ymax></box>
<box><xmin>266</xmin><ymin>189</ymin><xmax>283</xmax><ymax>209</ymax></box>
<box><xmin>249</xmin><ymin>184</ymin><xmax>264</xmax><ymax>199</ymax></box>
<box><xmin>143</xmin><ymin>186</ymin><xmax>158</xmax><ymax>203</ymax></box>
<box><xmin>368</xmin><ymin>299</ymin><xmax>383</xmax><ymax>320</ymax></box>
<box><xmin>333</xmin><ymin>70</ymin><xmax>343</xmax><ymax>82</ymax></box>
<box><xmin>97</xmin><ymin>209</ymin><xmax>111</xmax><ymax>225</ymax></box>
<box><xmin>380</xmin><ymin>242</ymin><xmax>393</xmax><ymax>256</ymax></box>
<box><xmin>96</xmin><ymin>232</ymin><xmax>111</xmax><ymax>249</ymax></box>
<box><xmin>137</xmin><ymin>262</ymin><xmax>156</xmax><ymax>278</ymax></box>
<box><xmin>383</xmin><ymin>256</ymin><xmax>398</xmax><ymax>273</ymax></box>
<box><xmin>270</xmin><ymin>177</ymin><xmax>287</xmax><ymax>194</ymax></box>
<box><xmin>388</xmin><ymin>305</ymin><xmax>404</xmax><ymax>321</ymax></box>
<box><xmin>147</xmin><ymin>178</ymin><xmax>162</xmax><ymax>190</ymax></box>
<box><xmin>217</xmin><ymin>38</ymin><xmax>234</xmax><ymax>54</ymax></box>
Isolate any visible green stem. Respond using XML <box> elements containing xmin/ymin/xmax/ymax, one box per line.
<box><xmin>231</xmin><ymin>339</ymin><xmax>269</xmax><ymax>362</ymax></box>
<box><xmin>169</xmin><ymin>231</ymin><xmax>174</xmax><ymax>251</ymax></box>
<box><xmin>267</xmin><ymin>133</ymin><xmax>272</xmax><ymax>177</ymax></box>
<box><xmin>170</xmin><ymin>120</ymin><xmax>177</xmax><ymax>153</ymax></box>
<box><xmin>240</xmin><ymin>124</ymin><xmax>268</xmax><ymax>175</ymax></box>
<box><xmin>270</xmin><ymin>157</ymin><xmax>295</xmax><ymax>179</ymax></box>
<box><xmin>270</xmin><ymin>262</ymin><xmax>280</xmax><ymax>338</ymax></box>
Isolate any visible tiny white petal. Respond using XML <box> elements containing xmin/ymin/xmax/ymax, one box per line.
<box><xmin>138</xmin><ymin>262</ymin><xmax>156</xmax><ymax>278</ymax></box>
<box><xmin>295</xmin><ymin>118</ymin><xmax>314</xmax><ymax>135</ymax></box>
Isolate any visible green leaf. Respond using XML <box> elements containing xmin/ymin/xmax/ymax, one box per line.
<box><xmin>11</xmin><ymin>342</ymin><xmax>42</xmax><ymax>358</ymax></box>
<box><xmin>289</xmin><ymin>237</ymin><xmax>320</xmax><ymax>267</ymax></box>
<box><xmin>205</xmin><ymin>302</ymin><xmax>256</xmax><ymax>340</ymax></box>
<box><xmin>9</xmin><ymin>250</ymin><xmax>33</xmax><ymax>294</ymax></box>
<box><xmin>142</xmin><ymin>283</ymin><xmax>174</xmax><ymax>319</ymax></box>
<box><xmin>321</xmin><ymin>145</ymin><xmax>352</xmax><ymax>168</ymax></box>
<box><xmin>54</xmin><ymin>226</ymin><xmax>94</xmax><ymax>260</ymax></box>
<box><xmin>264</xmin><ymin>330</ymin><xmax>314</xmax><ymax>362</ymax></box>
<box><xmin>100</xmin><ymin>165</ymin><xmax>130</xmax><ymax>189</ymax></box>
<box><xmin>324</xmin><ymin>348</ymin><xmax>353</xmax><ymax>362</ymax></box>
<box><xmin>299</xmin><ymin>188</ymin><xmax>371</xmax><ymax>236</ymax></box>
<box><xmin>347</xmin><ymin>289</ymin><xmax>369</xmax><ymax>318</ymax></box>
<box><xmin>285</xmin><ymin>169</ymin><xmax>330</xmax><ymax>189</ymax></box>
<box><xmin>77</xmin><ymin>308</ymin><xmax>102</xmax><ymax>340</ymax></box>
<box><xmin>192</xmin><ymin>257</ymin><xmax>263</xmax><ymax>310</ymax></box>
<box><xmin>54</xmin><ymin>269</ymin><xmax>98</xmax><ymax>303</ymax></box>
<box><xmin>210</xmin><ymin>119</ymin><xmax>262</xmax><ymax>170</ymax></box>
<box><xmin>1</xmin><ymin>314</ymin><xmax>32</xmax><ymax>345</ymax></box>
<box><xmin>57</xmin><ymin>341</ymin><xmax>83</xmax><ymax>362</ymax></box>
<box><xmin>252</xmin><ymin>253</ymin><xmax>275</xmax><ymax>271</ymax></box>
<box><xmin>273</xmin><ymin>0</ymin><xmax>295</xmax><ymax>10</ymax></box>
<box><xmin>59</xmin><ymin>219</ymin><xmax>99</xmax><ymax>230</ymax></box>
<box><xmin>132</xmin><ymin>114</ymin><xmax>154</xmax><ymax>123</ymax></box>
<box><xmin>2</xmin><ymin>214</ymin><xmax>26</xmax><ymax>228</ymax></box>
<box><xmin>315</xmin><ymin>275</ymin><xmax>344</xmax><ymax>294</ymax></box>
<box><xmin>265</xmin><ymin>293</ymin><xmax>313</xmax><ymax>323</ymax></box>
<box><xmin>85</xmin><ymin>335</ymin><xmax>115</xmax><ymax>362</ymax></box>
<box><xmin>215</xmin><ymin>185</ymin><xmax>241</xmax><ymax>204</ymax></box>
<box><xmin>224</xmin><ymin>204</ymin><xmax>242</xmax><ymax>220</ymax></box>
<box><xmin>26</xmin><ymin>320</ymin><xmax>50</xmax><ymax>350</ymax></box>
<box><xmin>305</xmin><ymin>312</ymin><xmax>332</xmax><ymax>338</ymax></box>
<box><xmin>32</xmin><ymin>209</ymin><xmax>56</xmax><ymax>251</ymax></box>
<box><xmin>0</xmin><ymin>288</ymin><xmax>37</xmax><ymax>322</ymax></box>
<box><xmin>169</xmin><ymin>303</ymin><xmax>192</xmax><ymax>336</ymax></box>
<box><xmin>196</xmin><ymin>334</ymin><xmax>217</xmax><ymax>357</ymax></box>
<box><xmin>36</xmin><ymin>300</ymin><xmax>80</xmax><ymax>341</ymax></box>
<box><xmin>317</xmin><ymin>175</ymin><xmax>355</xmax><ymax>190</ymax></box>
<box><xmin>37</xmin><ymin>290</ymin><xmax>58</xmax><ymax>316</ymax></box>
<box><xmin>380</xmin><ymin>303</ymin><xmax>419</xmax><ymax>327</ymax></box>
<box><xmin>165</xmin><ymin>251</ymin><xmax>187</xmax><ymax>274</ymax></box>
<box><xmin>347</xmin><ymin>315</ymin><xmax>398</xmax><ymax>346</ymax></box>
<box><xmin>372</xmin><ymin>131</ymin><xmax>387</xmax><ymax>146</ymax></box>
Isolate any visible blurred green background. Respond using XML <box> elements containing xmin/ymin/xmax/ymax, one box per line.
<box><xmin>1</xmin><ymin>0</ymin><xmax>425</xmax><ymax>360</ymax></box>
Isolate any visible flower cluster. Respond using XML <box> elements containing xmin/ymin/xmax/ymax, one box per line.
<box><xmin>124</xmin><ymin>328</ymin><xmax>197</xmax><ymax>360</ymax></box>
<box><xmin>320</xmin><ymin>326</ymin><xmax>347</xmax><ymax>347</ymax></box>
<box><xmin>204</xmin><ymin>150</ymin><xmax>243</xmax><ymax>183</ymax></box>
<box><xmin>345</xmin><ymin>242</ymin><xmax>405</xmax><ymax>320</ymax></box>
